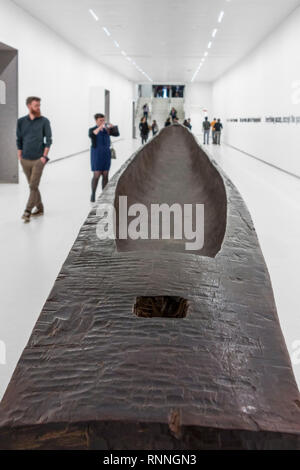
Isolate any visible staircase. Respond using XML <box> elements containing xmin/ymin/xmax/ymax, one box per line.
<box><xmin>135</xmin><ymin>97</ymin><xmax>185</xmax><ymax>134</ymax></box>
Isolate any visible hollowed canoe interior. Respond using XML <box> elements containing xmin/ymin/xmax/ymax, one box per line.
<box><xmin>115</xmin><ymin>125</ymin><xmax>227</xmax><ymax>257</ymax></box>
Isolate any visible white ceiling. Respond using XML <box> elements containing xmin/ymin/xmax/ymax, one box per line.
<box><xmin>13</xmin><ymin>0</ymin><xmax>300</xmax><ymax>83</ymax></box>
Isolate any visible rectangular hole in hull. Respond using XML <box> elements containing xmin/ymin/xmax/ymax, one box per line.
<box><xmin>134</xmin><ymin>296</ymin><xmax>188</xmax><ymax>318</ymax></box>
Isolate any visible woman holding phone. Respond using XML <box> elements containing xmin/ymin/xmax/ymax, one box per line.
<box><xmin>88</xmin><ymin>114</ymin><xmax>113</xmax><ymax>202</ymax></box>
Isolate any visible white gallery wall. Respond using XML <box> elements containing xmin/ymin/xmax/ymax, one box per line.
<box><xmin>0</xmin><ymin>0</ymin><xmax>134</xmax><ymax>162</ymax></box>
<box><xmin>184</xmin><ymin>83</ymin><xmax>212</xmax><ymax>135</ymax></box>
<box><xmin>212</xmin><ymin>5</ymin><xmax>300</xmax><ymax>177</ymax></box>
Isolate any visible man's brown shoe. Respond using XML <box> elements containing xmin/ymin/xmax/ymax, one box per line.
<box><xmin>22</xmin><ymin>211</ymin><xmax>31</xmax><ymax>223</ymax></box>
<box><xmin>32</xmin><ymin>208</ymin><xmax>44</xmax><ymax>217</ymax></box>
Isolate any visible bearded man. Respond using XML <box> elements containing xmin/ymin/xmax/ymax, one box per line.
<box><xmin>17</xmin><ymin>97</ymin><xmax>52</xmax><ymax>223</ymax></box>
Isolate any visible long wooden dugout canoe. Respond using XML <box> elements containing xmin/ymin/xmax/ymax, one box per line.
<box><xmin>0</xmin><ymin>124</ymin><xmax>300</xmax><ymax>449</ymax></box>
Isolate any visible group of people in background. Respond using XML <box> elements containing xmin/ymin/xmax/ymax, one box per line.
<box><xmin>139</xmin><ymin>116</ymin><xmax>159</xmax><ymax>145</ymax></box>
<box><xmin>166</xmin><ymin>107</ymin><xmax>191</xmax><ymax>127</ymax></box>
<box><xmin>203</xmin><ymin>117</ymin><xmax>223</xmax><ymax>145</ymax></box>
<box><xmin>141</xmin><ymin>103</ymin><xmax>224</xmax><ymax>147</ymax></box>
<box><xmin>140</xmin><ymin>105</ymin><xmax>193</xmax><ymax>145</ymax></box>
<box><xmin>140</xmin><ymin>103</ymin><xmax>159</xmax><ymax>144</ymax></box>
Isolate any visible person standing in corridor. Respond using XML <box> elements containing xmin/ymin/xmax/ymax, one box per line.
<box><xmin>214</xmin><ymin>119</ymin><xmax>223</xmax><ymax>145</ymax></box>
<box><xmin>184</xmin><ymin>118</ymin><xmax>192</xmax><ymax>130</ymax></box>
<box><xmin>89</xmin><ymin>114</ymin><xmax>113</xmax><ymax>203</ymax></box>
<box><xmin>170</xmin><ymin>107</ymin><xmax>178</xmax><ymax>122</ymax></box>
<box><xmin>203</xmin><ymin>117</ymin><xmax>211</xmax><ymax>145</ymax></box>
<box><xmin>152</xmin><ymin>120</ymin><xmax>159</xmax><ymax>136</ymax></box>
<box><xmin>143</xmin><ymin>103</ymin><xmax>149</xmax><ymax>120</ymax></box>
<box><xmin>17</xmin><ymin>97</ymin><xmax>52</xmax><ymax>223</ymax></box>
<box><xmin>211</xmin><ymin>118</ymin><xmax>217</xmax><ymax>144</ymax></box>
<box><xmin>139</xmin><ymin>117</ymin><xmax>150</xmax><ymax>145</ymax></box>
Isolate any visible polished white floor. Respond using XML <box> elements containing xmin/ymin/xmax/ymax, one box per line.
<box><xmin>0</xmin><ymin>135</ymin><xmax>299</xmax><ymax>401</ymax></box>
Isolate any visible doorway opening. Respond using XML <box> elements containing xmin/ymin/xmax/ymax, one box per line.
<box><xmin>105</xmin><ymin>89</ymin><xmax>110</xmax><ymax>123</ymax></box>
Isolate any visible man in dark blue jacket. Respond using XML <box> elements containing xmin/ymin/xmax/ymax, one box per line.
<box><xmin>17</xmin><ymin>97</ymin><xmax>52</xmax><ymax>223</ymax></box>
<box><xmin>214</xmin><ymin>119</ymin><xmax>223</xmax><ymax>145</ymax></box>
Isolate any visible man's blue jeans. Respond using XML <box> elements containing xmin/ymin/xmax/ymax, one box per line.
<box><xmin>203</xmin><ymin>130</ymin><xmax>210</xmax><ymax>144</ymax></box>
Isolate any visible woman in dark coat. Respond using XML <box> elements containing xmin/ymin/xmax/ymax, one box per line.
<box><xmin>152</xmin><ymin>120</ymin><xmax>159</xmax><ymax>136</ymax></box>
<box><xmin>139</xmin><ymin>117</ymin><xmax>150</xmax><ymax>145</ymax></box>
<box><xmin>89</xmin><ymin>113</ymin><xmax>113</xmax><ymax>202</ymax></box>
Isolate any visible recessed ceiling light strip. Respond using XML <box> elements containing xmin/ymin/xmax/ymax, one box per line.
<box><xmin>102</xmin><ymin>27</ymin><xmax>111</xmax><ymax>37</ymax></box>
<box><xmin>218</xmin><ymin>11</ymin><xmax>225</xmax><ymax>23</ymax></box>
<box><xmin>191</xmin><ymin>9</ymin><xmax>226</xmax><ymax>82</ymax></box>
<box><xmin>89</xmin><ymin>9</ymin><xmax>99</xmax><ymax>22</ymax></box>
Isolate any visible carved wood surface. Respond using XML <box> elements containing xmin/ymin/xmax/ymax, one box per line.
<box><xmin>0</xmin><ymin>126</ymin><xmax>299</xmax><ymax>449</ymax></box>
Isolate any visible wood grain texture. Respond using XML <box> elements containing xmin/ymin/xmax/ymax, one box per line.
<box><xmin>0</xmin><ymin>125</ymin><xmax>299</xmax><ymax>450</ymax></box>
